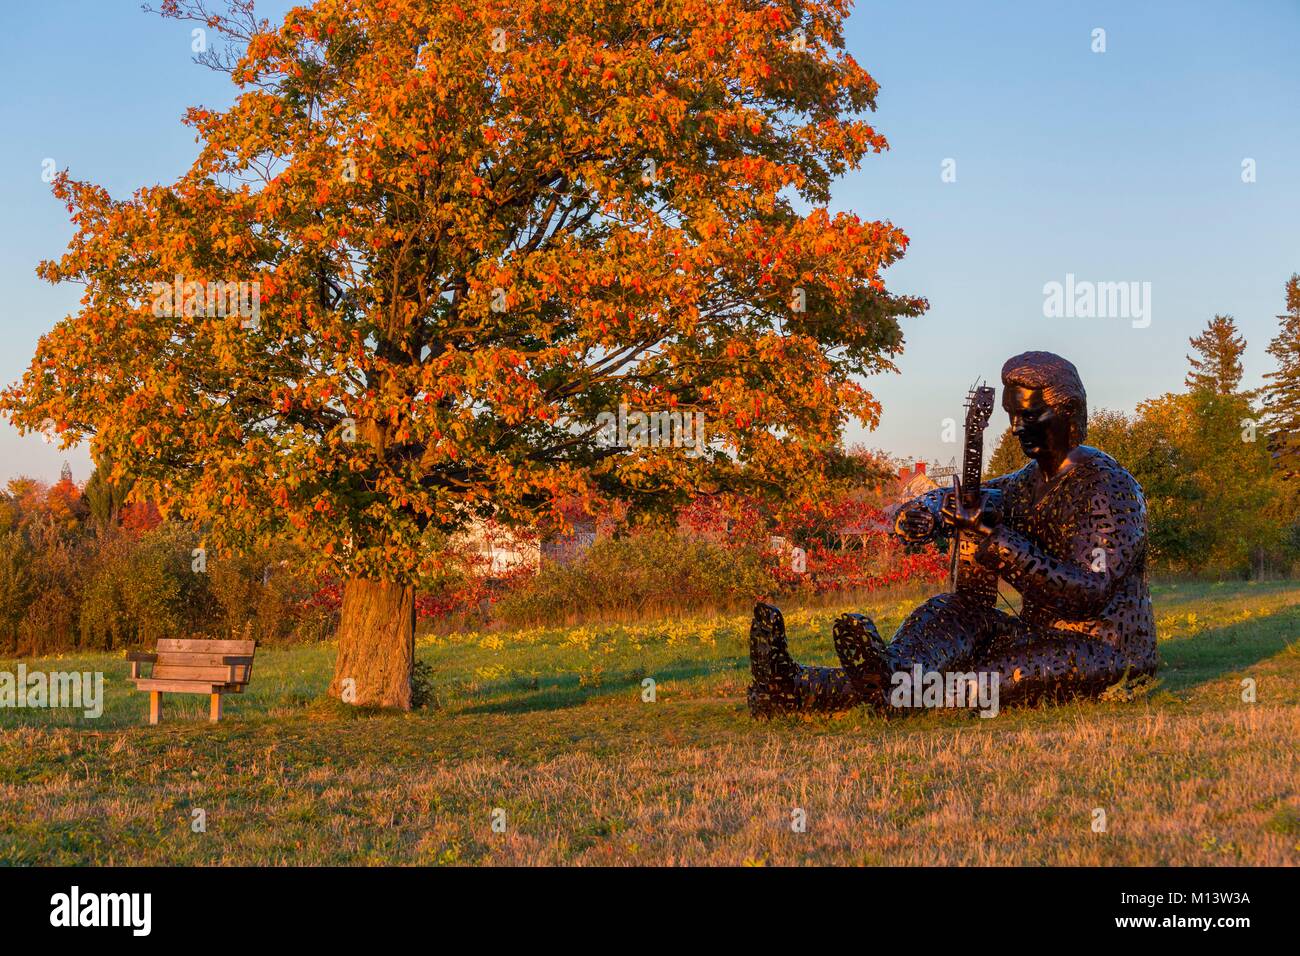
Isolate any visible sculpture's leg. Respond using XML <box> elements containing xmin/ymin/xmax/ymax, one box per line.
<box><xmin>979</xmin><ymin>636</ymin><xmax>1153</xmax><ymax>707</ymax></box>
<box><xmin>833</xmin><ymin>592</ymin><xmax>1008</xmax><ymax>704</ymax></box>
<box><xmin>789</xmin><ymin>666</ymin><xmax>863</xmax><ymax>714</ymax></box>
<box><xmin>883</xmin><ymin>591</ymin><xmax>1003</xmax><ymax>672</ymax></box>
<box><xmin>747</xmin><ymin>603</ymin><xmax>863</xmax><ymax>717</ymax></box>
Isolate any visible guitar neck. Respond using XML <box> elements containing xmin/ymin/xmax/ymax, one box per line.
<box><xmin>961</xmin><ymin>429</ymin><xmax>984</xmax><ymax>508</ymax></box>
<box><xmin>952</xmin><ymin>382</ymin><xmax>998</xmax><ymax>606</ymax></box>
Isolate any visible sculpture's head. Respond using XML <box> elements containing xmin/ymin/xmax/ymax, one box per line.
<box><xmin>1000</xmin><ymin>351</ymin><xmax>1087</xmax><ymax>462</ymax></box>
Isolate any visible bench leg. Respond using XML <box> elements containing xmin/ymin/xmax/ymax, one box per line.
<box><xmin>209</xmin><ymin>692</ymin><xmax>223</xmax><ymax>723</ymax></box>
<box><xmin>149</xmin><ymin>691</ymin><xmax>162</xmax><ymax>725</ymax></box>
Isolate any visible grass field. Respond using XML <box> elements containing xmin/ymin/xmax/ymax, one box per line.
<box><xmin>2</xmin><ymin>580</ymin><xmax>1298</xmax><ymax>865</ymax></box>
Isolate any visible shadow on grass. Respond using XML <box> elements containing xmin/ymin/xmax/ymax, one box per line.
<box><xmin>1156</xmin><ymin>603</ymin><xmax>1300</xmax><ymax>693</ymax></box>
<box><xmin>457</xmin><ymin>600</ymin><xmax>1300</xmax><ymax>715</ymax></box>
<box><xmin>456</xmin><ymin>658</ymin><xmax>736</xmax><ymax>715</ymax></box>
<box><xmin>1149</xmin><ymin>578</ymin><xmax>1300</xmax><ymax>608</ymax></box>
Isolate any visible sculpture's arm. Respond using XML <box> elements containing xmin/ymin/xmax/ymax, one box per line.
<box><xmin>973</xmin><ymin>470</ymin><xmax>1146</xmax><ymax>616</ymax></box>
<box><xmin>907</xmin><ymin>487</ymin><xmax>949</xmax><ymax>519</ymax></box>
<box><xmin>891</xmin><ymin>487</ymin><xmax>949</xmax><ymax>542</ymax></box>
<box><xmin>894</xmin><ymin>468</ymin><xmax>1021</xmax><ymax>542</ymax></box>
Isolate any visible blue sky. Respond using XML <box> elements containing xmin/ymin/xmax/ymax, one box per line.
<box><xmin>1</xmin><ymin>0</ymin><xmax>1298</xmax><ymax>483</ymax></box>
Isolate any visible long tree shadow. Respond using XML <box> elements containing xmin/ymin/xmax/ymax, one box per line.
<box><xmin>1155</xmin><ymin>603</ymin><xmax>1300</xmax><ymax>693</ymax></box>
<box><xmin>455</xmin><ymin>659</ymin><xmax>732</xmax><ymax>715</ymax></box>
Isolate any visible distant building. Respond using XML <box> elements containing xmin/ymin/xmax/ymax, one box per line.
<box><xmin>59</xmin><ymin>461</ymin><xmax>73</xmax><ymax>484</ymax></box>
<box><xmin>457</xmin><ymin>520</ymin><xmax>541</xmax><ymax>576</ymax></box>
<box><xmin>456</xmin><ymin>508</ymin><xmax>620</xmax><ymax>575</ymax></box>
<box><xmin>895</xmin><ymin>459</ymin><xmax>942</xmax><ymax>499</ymax></box>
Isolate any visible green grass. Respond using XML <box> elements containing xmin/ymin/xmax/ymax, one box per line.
<box><xmin>2</xmin><ymin>580</ymin><xmax>1298</xmax><ymax>865</ymax></box>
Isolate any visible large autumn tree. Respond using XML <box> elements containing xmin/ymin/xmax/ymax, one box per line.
<box><xmin>3</xmin><ymin>0</ymin><xmax>924</xmax><ymax>707</ymax></box>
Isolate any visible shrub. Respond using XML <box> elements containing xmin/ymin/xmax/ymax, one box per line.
<box><xmin>16</xmin><ymin>519</ymin><xmax>85</xmax><ymax>656</ymax></box>
<box><xmin>0</xmin><ymin>531</ymin><xmax>34</xmax><ymax>653</ymax></box>
<box><xmin>80</xmin><ymin>525</ymin><xmax>211</xmax><ymax>650</ymax></box>
<box><xmin>495</xmin><ymin>527</ymin><xmax>771</xmax><ymax>627</ymax></box>
<box><xmin>208</xmin><ymin>543</ymin><xmax>332</xmax><ymax>643</ymax></box>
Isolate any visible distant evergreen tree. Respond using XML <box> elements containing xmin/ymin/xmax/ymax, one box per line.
<box><xmin>987</xmin><ymin>425</ymin><xmax>1028</xmax><ymax>476</ymax></box>
<box><xmin>83</xmin><ymin>456</ymin><xmax>132</xmax><ymax>526</ymax></box>
<box><xmin>1185</xmin><ymin>314</ymin><xmax>1245</xmax><ymax>395</ymax></box>
<box><xmin>1263</xmin><ymin>275</ymin><xmax>1300</xmax><ymax>481</ymax></box>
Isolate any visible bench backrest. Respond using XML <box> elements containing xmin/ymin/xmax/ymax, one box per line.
<box><xmin>151</xmin><ymin>638</ymin><xmax>257</xmax><ymax>686</ymax></box>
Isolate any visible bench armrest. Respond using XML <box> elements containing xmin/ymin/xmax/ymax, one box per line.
<box><xmin>126</xmin><ymin>651</ymin><xmax>158</xmax><ymax>679</ymax></box>
<box><xmin>222</xmin><ymin>655</ymin><xmax>255</xmax><ymax>683</ymax></box>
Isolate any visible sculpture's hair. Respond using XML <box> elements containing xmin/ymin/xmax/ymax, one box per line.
<box><xmin>1001</xmin><ymin>351</ymin><xmax>1087</xmax><ymax>446</ymax></box>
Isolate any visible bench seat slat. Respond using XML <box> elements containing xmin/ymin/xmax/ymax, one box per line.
<box><xmin>132</xmin><ymin>678</ymin><xmax>231</xmax><ymax>693</ymax></box>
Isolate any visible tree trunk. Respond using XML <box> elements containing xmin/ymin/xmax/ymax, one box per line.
<box><xmin>328</xmin><ymin>577</ymin><xmax>415</xmax><ymax>710</ymax></box>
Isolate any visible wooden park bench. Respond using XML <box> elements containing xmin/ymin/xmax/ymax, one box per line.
<box><xmin>127</xmin><ymin>638</ymin><xmax>257</xmax><ymax>724</ymax></box>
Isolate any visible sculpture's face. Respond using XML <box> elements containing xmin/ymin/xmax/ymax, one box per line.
<box><xmin>1004</xmin><ymin>385</ymin><xmax>1073</xmax><ymax>461</ymax></box>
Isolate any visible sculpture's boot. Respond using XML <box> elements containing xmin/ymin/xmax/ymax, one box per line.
<box><xmin>748</xmin><ymin>604</ymin><xmax>866</xmax><ymax>717</ymax></box>
<box><xmin>832</xmin><ymin>613</ymin><xmax>892</xmax><ymax>704</ymax></box>
<box><xmin>747</xmin><ymin>603</ymin><xmax>801</xmax><ymax>718</ymax></box>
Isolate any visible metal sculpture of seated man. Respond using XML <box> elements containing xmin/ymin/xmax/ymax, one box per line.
<box><xmin>747</xmin><ymin>351</ymin><xmax>1157</xmax><ymax>717</ymax></box>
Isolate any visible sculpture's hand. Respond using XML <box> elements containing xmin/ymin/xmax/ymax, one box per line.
<box><xmin>940</xmin><ymin>476</ymin><xmax>1002</xmax><ymax>538</ymax></box>
<box><xmin>894</xmin><ymin>502</ymin><xmax>938</xmax><ymax>542</ymax></box>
